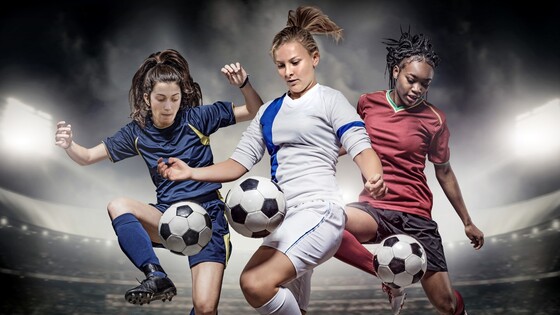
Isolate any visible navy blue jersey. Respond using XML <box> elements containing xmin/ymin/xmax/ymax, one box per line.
<box><xmin>103</xmin><ymin>101</ymin><xmax>235</xmax><ymax>205</ymax></box>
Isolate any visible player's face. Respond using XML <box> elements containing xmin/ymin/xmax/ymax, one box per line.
<box><xmin>273</xmin><ymin>40</ymin><xmax>319</xmax><ymax>100</ymax></box>
<box><xmin>145</xmin><ymin>81</ymin><xmax>182</xmax><ymax>129</ymax></box>
<box><xmin>392</xmin><ymin>59</ymin><xmax>434</xmax><ymax>107</ymax></box>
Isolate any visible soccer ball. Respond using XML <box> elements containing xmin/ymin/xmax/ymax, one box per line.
<box><xmin>158</xmin><ymin>201</ymin><xmax>213</xmax><ymax>256</ymax></box>
<box><xmin>225</xmin><ymin>176</ymin><xmax>286</xmax><ymax>238</ymax></box>
<box><xmin>373</xmin><ymin>234</ymin><xmax>427</xmax><ymax>289</ymax></box>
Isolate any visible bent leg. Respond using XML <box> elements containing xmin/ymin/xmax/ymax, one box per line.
<box><xmin>240</xmin><ymin>246</ymin><xmax>300</xmax><ymax>314</ymax></box>
<box><xmin>421</xmin><ymin>271</ymin><xmax>461</xmax><ymax>315</ymax></box>
<box><xmin>191</xmin><ymin>261</ymin><xmax>225</xmax><ymax>315</ymax></box>
<box><xmin>108</xmin><ymin>197</ymin><xmax>163</xmax><ymax>269</ymax></box>
<box><xmin>344</xmin><ymin>206</ymin><xmax>379</xmax><ymax>242</ymax></box>
<box><xmin>334</xmin><ymin>206</ymin><xmax>379</xmax><ymax>275</ymax></box>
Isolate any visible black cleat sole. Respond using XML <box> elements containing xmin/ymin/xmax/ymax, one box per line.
<box><xmin>125</xmin><ymin>286</ymin><xmax>177</xmax><ymax>305</ymax></box>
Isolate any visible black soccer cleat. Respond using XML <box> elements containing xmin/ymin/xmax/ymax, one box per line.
<box><xmin>124</xmin><ymin>264</ymin><xmax>177</xmax><ymax>305</ymax></box>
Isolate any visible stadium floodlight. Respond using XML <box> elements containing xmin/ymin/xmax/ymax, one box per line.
<box><xmin>0</xmin><ymin>97</ymin><xmax>54</xmax><ymax>157</ymax></box>
<box><xmin>512</xmin><ymin>98</ymin><xmax>560</xmax><ymax>159</ymax></box>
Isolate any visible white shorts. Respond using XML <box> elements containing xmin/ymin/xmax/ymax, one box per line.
<box><xmin>262</xmin><ymin>200</ymin><xmax>345</xmax><ymax>310</ymax></box>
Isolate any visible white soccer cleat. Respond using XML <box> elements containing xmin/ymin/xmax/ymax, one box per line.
<box><xmin>382</xmin><ymin>283</ymin><xmax>406</xmax><ymax>315</ymax></box>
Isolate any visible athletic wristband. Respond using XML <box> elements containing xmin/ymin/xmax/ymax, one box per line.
<box><xmin>239</xmin><ymin>75</ymin><xmax>249</xmax><ymax>89</ymax></box>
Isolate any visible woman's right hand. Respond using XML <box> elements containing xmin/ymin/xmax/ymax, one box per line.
<box><xmin>55</xmin><ymin>121</ymin><xmax>73</xmax><ymax>149</ymax></box>
<box><xmin>157</xmin><ymin>157</ymin><xmax>192</xmax><ymax>181</ymax></box>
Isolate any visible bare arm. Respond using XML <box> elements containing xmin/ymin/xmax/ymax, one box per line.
<box><xmin>352</xmin><ymin>148</ymin><xmax>387</xmax><ymax>199</ymax></box>
<box><xmin>55</xmin><ymin>121</ymin><xmax>109</xmax><ymax>165</ymax></box>
<box><xmin>221</xmin><ymin>62</ymin><xmax>264</xmax><ymax>123</ymax></box>
<box><xmin>435</xmin><ymin>162</ymin><xmax>484</xmax><ymax>249</ymax></box>
<box><xmin>158</xmin><ymin>157</ymin><xmax>248</xmax><ymax>183</ymax></box>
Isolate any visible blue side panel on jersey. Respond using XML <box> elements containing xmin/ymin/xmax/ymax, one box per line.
<box><xmin>336</xmin><ymin>121</ymin><xmax>365</xmax><ymax>140</ymax></box>
<box><xmin>260</xmin><ymin>94</ymin><xmax>285</xmax><ymax>182</ymax></box>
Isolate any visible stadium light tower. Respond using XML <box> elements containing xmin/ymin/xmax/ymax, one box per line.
<box><xmin>512</xmin><ymin>98</ymin><xmax>560</xmax><ymax>159</ymax></box>
<box><xmin>0</xmin><ymin>97</ymin><xmax>54</xmax><ymax>157</ymax></box>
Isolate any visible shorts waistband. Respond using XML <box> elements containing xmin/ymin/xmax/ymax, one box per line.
<box><xmin>188</xmin><ymin>190</ymin><xmax>220</xmax><ymax>204</ymax></box>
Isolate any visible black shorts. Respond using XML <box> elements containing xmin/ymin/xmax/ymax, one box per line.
<box><xmin>347</xmin><ymin>202</ymin><xmax>448</xmax><ymax>272</ymax></box>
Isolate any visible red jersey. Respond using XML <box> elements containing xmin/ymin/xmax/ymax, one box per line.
<box><xmin>357</xmin><ymin>90</ymin><xmax>450</xmax><ymax>219</ymax></box>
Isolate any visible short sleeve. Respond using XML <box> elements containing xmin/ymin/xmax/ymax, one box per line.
<box><xmin>428</xmin><ymin>121</ymin><xmax>450</xmax><ymax>165</ymax></box>
<box><xmin>187</xmin><ymin>101</ymin><xmax>235</xmax><ymax>136</ymax></box>
<box><xmin>103</xmin><ymin>123</ymin><xmax>138</xmax><ymax>162</ymax></box>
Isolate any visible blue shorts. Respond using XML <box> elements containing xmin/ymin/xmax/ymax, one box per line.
<box><xmin>347</xmin><ymin>202</ymin><xmax>448</xmax><ymax>272</ymax></box>
<box><xmin>154</xmin><ymin>193</ymin><xmax>232</xmax><ymax>269</ymax></box>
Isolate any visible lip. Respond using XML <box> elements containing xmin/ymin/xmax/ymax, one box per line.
<box><xmin>406</xmin><ymin>95</ymin><xmax>418</xmax><ymax>104</ymax></box>
<box><xmin>286</xmin><ymin>79</ymin><xmax>298</xmax><ymax>86</ymax></box>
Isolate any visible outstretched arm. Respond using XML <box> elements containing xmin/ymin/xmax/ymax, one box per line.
<box><xmin>55</xmin><ymin>121</ymin><xmax>108</xmax><ymax>166</ymax></box>
<box><xmin>435</xmin><ymin>162</ymin><xmax>484</xmax><ymax>250</ymax></box>
<box><xmin>221</xmin><ymin>62</ymin><xmax>263</xmax><ymax>123</ymax></box>
<box><xmin>158</xmin><ymin>157</ymin><xmax>248</xmax><ymax>183</ymax></box>
<box><xmin>353</xmin><ymin>148</ymin><xmax>387</xmax><ymax>200</ymax></box>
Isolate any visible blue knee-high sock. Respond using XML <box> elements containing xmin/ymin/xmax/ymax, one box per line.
<box><xmin>112</xmin><ymin>213</ymin><xmax>162</xmax><ymax>274</ymax></box>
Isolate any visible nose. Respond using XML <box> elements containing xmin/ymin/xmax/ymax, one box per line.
<box><xmin>411</xmin><ymin>83</ymin><xmax>423</xmax><ymax>95</ymax></box>
<box><xmin>284</xmin><ymin>64</ymin><xmax>293</xmax><ymax>78</ymax></box>
<box><xmin>163</xmin><ymin>101</ymin><xmax>173</xmax><ymax>110</ymax></box>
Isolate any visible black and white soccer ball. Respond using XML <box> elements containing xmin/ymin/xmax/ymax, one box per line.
<box><xmin>158</xmin><ymin>201</ymin><xmax>212</xmax><ymax>256</ymax></box>
<box><xmin>373</xmin><ymin>234</ymin><xmax>428</xmax><ymax>289</ymax></box>
<box><xmin>225</xmin><ymin>176</ymin><xmax>286</xmax><ymax>238</ymax></box>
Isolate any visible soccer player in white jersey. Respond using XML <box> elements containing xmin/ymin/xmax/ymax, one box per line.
<box><xmin>158</xmin><ymin>6</ymin><xmax>387</xmax><ymax>315</ymax></box>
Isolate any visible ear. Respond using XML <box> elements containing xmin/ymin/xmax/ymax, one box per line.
<box><xmin>392</xmin><ymin>65</ymin><xmax>400</xmax><ymax>80</ymax></box>
<box><xmin>312</xmin><ymin>51</ymin><xmax>320</xmax><ymax>68</ymax></box>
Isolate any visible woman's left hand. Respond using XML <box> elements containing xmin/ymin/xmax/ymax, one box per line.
<box><xmin>221</xmin><ymin>62</ymin><xmax>248</xmax><ymax>87</ymax></box>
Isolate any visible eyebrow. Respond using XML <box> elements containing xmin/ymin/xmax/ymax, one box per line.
<box><xmin>407</xmin><ymin>74</ymin><xmax>432</xmax><ymax>82</ymax></box>
<box><xmin>155</xmin><ymin>93</ymin><xmax>181</xmax><ymax>97</ymax></box>
<box><xmin>275</xmin><ymin>56</ymin><xmax>301</xmax><ymax>64</ymax></box>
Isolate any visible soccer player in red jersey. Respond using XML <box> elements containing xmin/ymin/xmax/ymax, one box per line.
<box><xmin>335</xmin><ymin>30</ymin><xmax>485</xmax><ymax>315</ymax></box>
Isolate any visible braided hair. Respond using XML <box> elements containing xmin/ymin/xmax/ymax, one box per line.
<box><xmin>129</xmin><ymin>49</ymin><xmax>202</xmax><ymax>129</ymax></box>
<box><xmin>384</xmin><ymin>28</ymin><xmax>440</xmax><ymax>89</ymax></box>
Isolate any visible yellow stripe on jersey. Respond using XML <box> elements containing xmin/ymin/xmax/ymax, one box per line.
<box><xmin>188</xmin><ymin>124</ymin><xmax>210</xmax><ymax>146</ymax></box>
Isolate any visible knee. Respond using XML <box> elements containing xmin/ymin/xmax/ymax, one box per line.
<box><xmin>192</xmin><ymin>300</ymin><xmax>217</xmax><ymax>315</ymax></box>
<box><xmin>239</xmin><ymin>270</ymin><xmax>268</xmax><ymax>302</ymax></box>
<box><xmin>107</xmin><ymin>197</ymin><xmax>132</xmax><ymax>219</ymax></box>
<box><xmin>433</xmin><ymin>293</ymin><xmax>457</xmax><ymax>315</ymax></box>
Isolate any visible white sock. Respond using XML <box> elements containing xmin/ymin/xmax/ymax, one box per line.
<box><xmin>256</xmin><ymin>287</ymin><xmax>301</xmax><ymax>315</ymax></box>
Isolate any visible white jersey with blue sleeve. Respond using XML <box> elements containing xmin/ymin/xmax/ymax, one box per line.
<box><xmin>230</xmin><ymin>84</ymin><xmax>371</xmax><ymax>208</ymax></box>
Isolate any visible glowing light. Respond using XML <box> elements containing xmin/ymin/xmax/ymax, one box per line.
<box><xmin>21</xmin><ymin>225</ymin><xmax>28</xmax><ymax>231</ymax></box>
<box><xmin>531</xmin><ymin>227</ymin><xmax>539</xmax><ymax>235</ymax></box>
<box><xmin>0</xmin><ymin>97</ymin><xmax>54</xmax><ymax>157</ymax></box>
<box><xmin>42</xmin><ymin>230</ymin><xmax>49</xmax><ymax>236</ymax></box>
<box><xmin>552</xmin><ymin>219</ymin><xmax>559</xmax><ymax>230</ymax></box>
<box><xmin>0</xmin><ymin>217</ymin><xmax>7</xmax><ymax>226</ymax></box>
<box><xmin>511</xmin><ymin>233</ymin><xmax>518</xmax><ymax>240</ymax></box>
<box><xmin>512</xmin><ymin>99</ymin><xmax>560</xmax><ymax>158</ymax></box>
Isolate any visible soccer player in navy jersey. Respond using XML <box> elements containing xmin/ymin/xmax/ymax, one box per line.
<box><xmin>55</xmin><ymin>49</ymin><xmax>263</xmax><ymax>314</ymax></box>
<box><xmin>157</xmin><ymin>6</ymin><xmax>388</xmax><ymax>315</ymax></box>
<box><xmin>334</xmin><ymin>30</ymin><xmax>485</xmax><ymax>315</ymax></box>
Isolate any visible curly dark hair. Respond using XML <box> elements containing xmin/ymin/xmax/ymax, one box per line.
<box><xmin>384</xmin><ymin>28</ymin><xmax>440</xmax><ymax>89</ymax></box>
<box><xmin>129</xmin><ymin>49</ymin><xmax>202</xmax><ymax>128</ymax></box>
